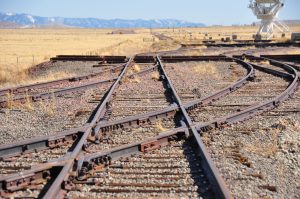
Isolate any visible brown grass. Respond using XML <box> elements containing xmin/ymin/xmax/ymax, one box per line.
<box><xmin>1</xmin><ymin>25</ymin><xmax>300</xmax><ymax>87</ymax></box>
<box><xmin>183</xmin><ymin>49</ymin><xmax>204</xmax><ymax>56</ymax></box>
<box><xmin>131</xmin><ymin>77</ymin><xmax>141</xmax><ymax>83</ymax></box>
<box><xmin>245</xmin><ymin>128</ymin><xmax>279</xmax><ymax>158</ymax></box>
<box><xmin>192</xmin><ymin>62</ymin><xmax>220</xmax><ymax>79</ymax></box>
<box><xmin>144</xmin><ymin>99</ymin><xmax>151</xmax><ymax>103</ymax></box>
<box><xmin>0</xmin><ymin>67</ymin><xmax>28</xmax><ymax>87</ymax></box>
<box><xmin>259</xmin><ymin>60</ymin><xmax>270</xmax><ymax>65</ymax></box>
<box><xmin>120</xmin><ymin>76</ymin><xmax>130</xmax><ymax>84</ymax></box>
<box><xmin>0</xmin><ymin>69</ymin><xmax>75</xmax><ymax>89</ymax></box>
<box><xmin>160</xmin><ymin>25</ymin><xmax>300</xmax><ymax>43</ymax></box>
<box><xmin>156</xmin><ymin>121</ymin><xmax>167</xmax><ymax>132</ymax></box>
<box><xmin>39</xmin><ymin>94</ymin><xmax>56</xmax><ymax>117</ymax></box>
<box><xmin>126</xmin><ymin>64</ymin><xmax>141</xmax><ymax>77</ymax></box>
<box><xmin>0</xmin><ymin>28</ymin><xmax>178</xmax><ymax>88</ymax></box>
<box><xmin>5</xmin><ymin>92</ymin><xmax>15</xmax><ymax>109</ymax></box>
<box><xmin>151</xmin><ymin>71</ymin><xmax>160</xmax><ymax>80</ymax></box>
<box><xmin>132</xmin><ymin>64</ymin><xmax>141</xmax><ymax>73</ymax></box>
<box><xmin>23</xmin><ymin>91</ymin><xmax>34</xmax><ymax>111</ymax></box>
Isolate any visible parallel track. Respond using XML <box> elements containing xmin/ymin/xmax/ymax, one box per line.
<box><xmin>0</xmin><ymin>53</ymin><xmax>298</xmax><ymax>198</ymax></box>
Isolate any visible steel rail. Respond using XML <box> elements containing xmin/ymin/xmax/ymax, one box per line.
<box><xmin>247</xmin><ymin>54</ymin><xmax>300</xmax><ymax>72</ymax></box>
<box><xmin>235</xmin><ymin>54</ymin><xmax>298</xmax><ymax>74</ymax></box>
<box><xmin>0</xmin><ymin>161</ymin><xmax>66</xmax><ymax>197</ymax></box>
<box><xmin>0</xmin><ymin>57</ymin><xmax>254</xmax><ymax>159</ymax></box>
<box><xmin>160</xmin><ymin>55</ymin><xmax>231</xmax><ymax>62</ymax></box>
<box><xmin>0</xmin><ymin>128</ymin><xmax>186</xmax><ymax>197</ymax></box>
<box><xmin>93</xmin><ymin>57</ymin><xmax>254</xmax><ymax>138</ymax></box>
<box><xmin>203</xmin><ymin>42</ymin><xmax>300</xmax><ymax>48</ymax></box>
<box><xmin>0</xmin><ymin>126</ymin><xmax>88</xmax><ymax>160</ymax></box>
<box><xmin>40</xmin><ymin>57</ymin><xmax>133</xmax><ymax>198</ymax></box>
<box><xmin>260</xmin><ymin>54</ymin><xmax>300</xmax><ymax>71</ymax></box>
<box><xmin>0</xmin><ymin>64</ymin><xmax>158</xmax><ymax>107</ymax></box>
<box><xmin>184</xmin><ymin>58</ymin><xmax>255</xmax><ymax>109</ymax></box>
<box><xmin>0</xmin><ymin>57</ymin><xmax>131</xmax><ymax>198</ymax></box>
<box><xmin>50</xmin><ymin>55</ymin><xmax>128</xmax><ymax>63</ymax></box>
<box><xmin>0</xmin><ymin>79</ymin><xmax>114</xmax><ymax>107</ymax></box>
<box><xmin>0</xmin><ymin>60</ymin><xmax>251</xmax><ymax>159</ymax></box>
<box><xmin>75</xmin><ymin>127</ymin><xmax>187</xmax><ymax>180</ymax></box>
<box><xmin>0</xmin><ymin>54</ymin><xmax>248</xmax><ymax>197</ymax></box>
<box><xmin>260</xmin><ymin>54</ymin><xmax>300</xmax><ymax>62</ymax></box>
<box><xmin>157</xmin><ymin>56</ymin><xmax>233</xmax><ymax>198</ymax></box>
<box><xmin>0</xmin><ymin>108</ymin><xmax>178</xmax><ymax>160</ymax></box>
<box><xmin>0</xmin><ymin>58</ymin><xmax>296</xmax><ymax>196</ymax></box>
<box><xmin>1</xmin><ymin>55</ymin><xmax>299</xmax><ymax>197</ymax></box>
<box><xmin>43</xmin><ymin>55</ymin><xmax>237</xmax><ymax>198</ymax></box>
<box><xmin>0</xmin><ymin>58</ymin><xmax>177</xmax><ymax>198</ymax></box>
<box><xmin>263</xmin><ymin>58</ymin><xmax>300</xmax><ymax>72</ymax></box>
<box><xmin>195</xmin><ymin>56</ymin><xmax>299</xmax><ymax>131</ymax></box>
<box><xmin>0</xmin><ymin>63</ymin><xmax>126</xmax><ymax>97</ymax></box>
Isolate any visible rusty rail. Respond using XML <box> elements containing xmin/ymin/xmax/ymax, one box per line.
<box><xmin>0</xmin><ymin>57</ymin><xmax>254</xmax><ymax>160</ymax></box>
<box><xmin>0</xmin><ymin>55</ymin><xmax>251</xmax><ymax>198</ymax></box>
<box><xmin>0</xmin><ymin>63</ymin><xmax>126</xmax><ymax>97</ymax></box>
<box><xmin>0</xmin><ymin>55</ymin><xmax>298</xmax><ymax>198</ymax></box>
<box><xmin>195</xmin><ymin>55</ymin><xmax>299</xmax><ymax>131</ymax></box>
<box><xmin>0</xmin><ymin>57</ymin><xmax>133</xmax><ymax>198</ymax></box>
<box><xmin>260</xmin><ymin>54</ymin><xmax>300</xmax><ymax>62</ymax></box>
<box><xmin>201</xmin><ymin>42</ymin><xmax>300</xmax><ymax>48</ymax></box>
<box><xmin>157</xmin><ymin>56</ymin><xmax>233</xmax><ymax>198</ymax></box>
<box><xmin>259</xmin><ymin>54</ymin><xmax>300</xmax><ymax>71</ymax></box>
<box><xmin>161</xmin><ymin>55</ymin><xmax>231</xmax><ymax>62</ymax></box>
<box><xmin>0</xmin><ymin>64</ymin><xmax>158</xmax><ymax>107</ymax></box>
<box><xmin>50</xmin><ymin>55</ymin><xmax>128</xmax><ymax>63</ymax></box>
<box><xmin>38</xmin><ymin>57</ymin><xmax>131</xmax><ymax>198</ymax></box>
<box><xmin>76</xmin><ymin>128</ymin><xmax>187</xmax><ymax>180</ymax></box>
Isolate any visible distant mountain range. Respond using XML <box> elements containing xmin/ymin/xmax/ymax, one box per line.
<box><xmin>0</xmin><ymin>12</ymin><xmax>206</xmax><ymax>28</ymax></box>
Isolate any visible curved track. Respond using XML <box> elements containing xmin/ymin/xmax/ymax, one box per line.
<box><xmin>0</xmin><ymin>52</ymin><xmax>298</xmax><ymax>198</ymax></box>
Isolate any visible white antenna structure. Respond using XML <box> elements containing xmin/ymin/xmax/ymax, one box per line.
<box><xmin>249</xmin><ymin>0</ymin><xmax>289</xmax><ymax>39</ymax></box>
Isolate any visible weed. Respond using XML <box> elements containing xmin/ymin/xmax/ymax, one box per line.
<box><xmin>151</xmin><ymin>71</ymin><xmax>160</xmax><ymax>80</ymax></box>
<box><xmin>144</xmin><ymin>99</ymin><xmax>151</xmax><ymax>103</ymax></box>
<box><xmin>193</xmin><ymin>62</ymin><xmax>220</xmax><ymax>79</ymax></box>
<box><xmin>260</xmin><ymin>60</ymin><xmax>270</xmax><ymax>65</ymax></box>
<box><xmin>132</xmin><ymin>64</ymin><xmax>141</xmax><ymax>73</ymax></box>
<box><xmin>120</xmin><ymin>76</ymin><xmax>130</xmax><ymax>84</ymax></box>
<box><xmin>156</xmin><ymin>121</ymin><xmax>166</xmax><ymax>132</ymax></box>
<box><xmin>130</xmin><ymin>77</ymin><xmax>141</xmax><ymax>83</ymax></box>
<box><xmin>5</xmin><ymin>92</ymin><xmax>15</xmax><ymax>109</ymax></box>
<box><xmin>23</xmin><ymin>91</ymin><xmax>34</xmax><ymax>111</ymax></box>
<box><xmin>39</xmin><ymin>93</ymin><xmax>56</xmax><ymax>117</ymax></box>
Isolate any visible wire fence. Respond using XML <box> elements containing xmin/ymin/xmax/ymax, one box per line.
<box><xmin>0</xmin><ymin>55</ymin><xmax>47</xmax><ymax>70</ymax></box>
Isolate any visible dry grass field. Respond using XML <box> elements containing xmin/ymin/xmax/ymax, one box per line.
<box><xmin>0</xmin><ymin>25</ymin><xmax>300</xmax><ymax>88</ymax></box>
<box><xmin>0</xmin><ymin>28</ymin><xmax>178</xmax><ymax>88</ymax></box>
<box><xmin>157</xmin><ymin>25</ymin><xmax>300</xmax><ymax>43</ymax></box>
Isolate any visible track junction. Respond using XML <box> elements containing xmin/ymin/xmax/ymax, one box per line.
<box><xmin>0</xmin><ymin>45</ymin><xmax>299</xmax><ymax>198</ymax></box>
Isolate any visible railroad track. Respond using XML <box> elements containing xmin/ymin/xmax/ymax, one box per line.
<box><xmin>185</xmin><ymin>42</ymin><xmax>300</xmax><ymax>48</ymax></box>
<box><xmin>0</xmin><ymin>61</ymin><xmax>160</xmax><ymax>145</ymax></box>
<box><xmin>0</xmin><ymin>62</ymin><xmax>158</xmax><ymax>108</ymax></box>
<box><xmin>0</xmin><ymin>54</ymin><xmax>298</xmax><ymax>198</ymax></box>
<box><xmin>0</xmin><ymin>62</ymin><xmax>126</xmax><ymax>107</ymax></box>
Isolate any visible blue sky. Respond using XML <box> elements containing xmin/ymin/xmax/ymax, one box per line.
<box><xmin>0</xmin><ymin>0</ymin><xmax>299</xmax><ymax>25</ymax></box>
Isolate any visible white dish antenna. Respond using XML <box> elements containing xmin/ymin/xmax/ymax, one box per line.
<box><xmin>249</xmin><ymin>0</ymin><xmax>289</xmax><ymax>39</ymax></box>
